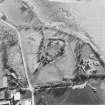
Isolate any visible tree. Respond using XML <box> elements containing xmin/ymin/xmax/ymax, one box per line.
<box><xmin>0</xmin><ymin>19</ymin><xmax>35</xmax><ymax>105</ymax></box>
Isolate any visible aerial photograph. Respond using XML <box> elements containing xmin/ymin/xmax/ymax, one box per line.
<box><xmin>0</xmin><ymin>0</ymin><xmax>105</xmax><ymax>105</ymax></box>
